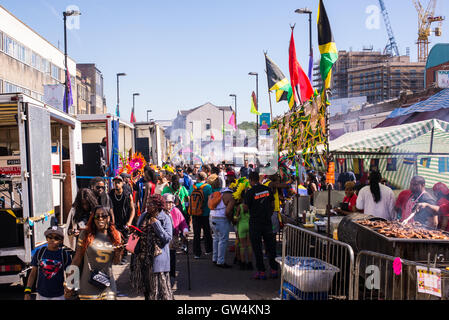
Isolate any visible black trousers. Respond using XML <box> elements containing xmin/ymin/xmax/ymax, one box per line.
<box><xmin>192</xmin><ymin>215</ymin><xmax>213</xmax><ymax>257</ymax></box>
<box><xmin>249</xmin><ymin>223</ymin><xmax>278</xmax><ymax>272</ymax></box>
<box><xmin>170</xmin><ymin>249</ymin><xmax>176</xmax><ymax>278</ymax></box>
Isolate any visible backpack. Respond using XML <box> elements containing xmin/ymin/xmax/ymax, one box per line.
<box><xmin>188</xmin><ymin>184</ymin><xmax>207</xmax><ymax>216</ymax></box>
<box><xmin>208</xmin><ymin>191</ymin><xmax>222</xmax><ymax>210</ymax></box>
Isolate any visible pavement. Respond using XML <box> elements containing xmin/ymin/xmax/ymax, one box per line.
<box><xmin>113</xmin><ymin>231</ymin><xmax>282</xmax><ymax>300</ymax></box>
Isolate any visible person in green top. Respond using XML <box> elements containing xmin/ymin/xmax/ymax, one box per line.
<box><xmin>235</xmin><ymin>198</ymin><xmax>252</xmax><ymax>270</ymax></box>
<box><xmin>161</xmin><ymin>175</ymin><xmax>190</xmax><ymax>225</ymax></box>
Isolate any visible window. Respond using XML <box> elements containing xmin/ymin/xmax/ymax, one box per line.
<box><xmin>0</xmin><ymin>79</ymin><xmax>3</xmax><ymax>93</ymax></box>
<box><xmin>206</xmin><ymin>123</ymin><xmax>211</xmax><ymax>130</ymax></box>
<box><xmin>0</xmin><ymin>31</ymin><xmax>3</xmax><ymax>51</ymax></box>
<box><xmin>51</xmin><ymin>64</ymin><xmax>60</xmax><ymax>81</ymax></box>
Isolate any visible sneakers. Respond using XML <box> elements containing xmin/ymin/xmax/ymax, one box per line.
<box><xmin>205</xmin><ymin>251</ymin><xmax>212</xmax><ymax>256</ymax></box>
<box><xmin>270</xmin><ymin>269</ymin><xmax>279</xmax><ymax>279</ymax></box>
<box><xmin>216</xmin><ymin>263</ymin><xmax>232</xmax><ymax>269</ymax></box>
<box><xmin>194</xmin><ymin>255</ymin><xmax>201</xmax><ymax>259</ymax></box>
<box><xmin>252</xmin><ymin>271</ymin><xmax>267</xmax><ymax>280</ymax></box>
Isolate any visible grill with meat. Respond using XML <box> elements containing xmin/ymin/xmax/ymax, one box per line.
<box><xmin>357</xmin><ymin>220</ymin><xmax>449</xmax><ymax>240</ymax></box>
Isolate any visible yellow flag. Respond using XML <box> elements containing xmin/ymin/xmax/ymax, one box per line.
<box><xmin>250</xmin><ymin>91</ymin><xmax>261</xmax><ymax>116</ymax></box>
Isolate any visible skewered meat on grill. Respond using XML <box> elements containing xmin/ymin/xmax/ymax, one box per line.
<box><xmin>357</xmin><ymin>220</ymin><xmax>449</xmax><ymax>240</ymax></box>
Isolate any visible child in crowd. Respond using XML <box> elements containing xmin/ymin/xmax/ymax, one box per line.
<box><xmin>24</xmin><ymin>226</ymin><xmax>72</xmax><ymax>300</ymax></box>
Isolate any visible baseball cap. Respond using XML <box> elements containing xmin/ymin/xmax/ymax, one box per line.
<box><xmin>44</xmin><ymin>226</ymin><xmax>64</xmax><ymax>239</ymax></box>
<box><xmin>120</xmin><ymin>172</ymin><xmax>131</xmax><ymax>179</ymax></box>
<box><xmin>198</xmin><ymin>172</ymin><xmax>207</xmax><ymax>180</ymax></box>
<box><xmin>433</xmin><ymin>182</ymin><xmax>449</xmax><ymax>196</ymax></box>
<box><xmin>226</xmin><ymin>171</ymin><xmax>235</xmax><ymax>177</ymax></box>
<box><xmin>113</xmin><ymin>175</ymin><xmax>124</xmax><ymax>182</ymax></box>
<box><xmin>163</xmin><ymin>193</ymin><xmax>175</xmax><ymax>203</ymax></box>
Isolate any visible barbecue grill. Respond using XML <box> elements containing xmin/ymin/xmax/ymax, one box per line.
<box><xmin>338</xmin><ymin>214</ymin><xmax>449</xmax><ymax>262</ymax></box>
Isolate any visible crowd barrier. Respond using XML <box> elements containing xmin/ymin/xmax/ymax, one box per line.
<box><xmin>279</xmin><ymin>224</ymin><xmax>355</xmax><ymax>300</ymax></box>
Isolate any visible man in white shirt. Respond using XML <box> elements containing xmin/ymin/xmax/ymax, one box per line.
<box><xmin>356</xmin><ymin>170</ymin><xmax>396</xmax><ymax>221</ymax></box>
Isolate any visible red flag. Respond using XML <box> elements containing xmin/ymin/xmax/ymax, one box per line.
<box><xmin>289</xmin><ymin>29</ymin><xmax>314</xmax><ymax>105</ymax></box>
<box><xmin>130</xmin><ymin>107</ymin><xmax>136</xmax><ymax>123</ymax></box>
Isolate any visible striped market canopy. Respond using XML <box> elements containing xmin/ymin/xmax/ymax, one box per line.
<box><xmin>330</xmin><ymin>119</ymin><xmax>449</xmax><ymax>189</ymax></box>
<box><xmin>330</xmin><ymin>119</ymin><xmax>449</xmax><ymax>154</ymax></box>
<box><xmin>387</xmin><ymin>89</ymin><xmax>449</xmax><ymax>119</ymax></box>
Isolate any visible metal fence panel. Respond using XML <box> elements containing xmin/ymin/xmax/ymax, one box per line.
<box><xmin>279</xmin><ymin>224</ymin><xmax>355</xmax><ymax>300</ymax></box>
<box><xmin>355</xmin><ymin>250</ymin><xmax>449</xmax><ymax>300</ymax></box>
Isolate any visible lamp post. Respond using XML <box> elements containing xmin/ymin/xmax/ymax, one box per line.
<box><xmin>189</xmin><ymin>121</ymin><xmax>194</xmax><ymax>165</ymax></box>
<box><xmin>248</xmin><ymin>72</ymin><xmax>259</xmax><ymax>148</ymax></box>
<box><xmin>63</xmin><ymin>9</ymin><xmax>81</xmax><ymax>114</ymax></box>
<box><xmin>132</xmin><ymin>93</ymin><xmax>140</xmax><ymax>122</ymax></box>
<box><xmin>295</xmin><ymin>8</ymin><xmax>313</xmax><ymax>80</ymax></box>
<box><xmin>116</xmin><ymin>73</ymin><xmax>126</xmax><ymax>117</ymax></box>
<box><xmin>146</xmin><ymin>109</ymin><xmax>153</xmax><ymax>122</ymax></box>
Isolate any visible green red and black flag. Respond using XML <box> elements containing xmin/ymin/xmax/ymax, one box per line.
<box><xmin>265</xmin><ymin>53</ymin><xmax>295</xmax><ymax>110</ymax></box>
<box><xmin>317</xmin><ymin>0</ymin><xmax>338</xmax><ymax>91</ymax></box>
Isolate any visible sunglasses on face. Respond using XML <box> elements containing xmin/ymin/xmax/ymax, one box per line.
<box><xmin>46</xmin><ymin>235</ymin><xmax>63</xmax><ymax>241</ymax></box>
<box><xmin>96</xmin><ymin>186</ymin><xmax>105</xmax><ymax>190</ymax></box>
<box><xmin>94</xmin><ymin>214</ymin><xmax>109</xmax><ymax>220</ymax></box>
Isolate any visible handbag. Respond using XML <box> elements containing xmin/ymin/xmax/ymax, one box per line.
<box><xmin>86</xmin><ymin>258</ymin><xmax>111</xmax><ymax>290</ymax></box>
<box><xmin>126</xmin><ymin>225</ymin><xmax>143</xmax><ymax>254</ymax></box>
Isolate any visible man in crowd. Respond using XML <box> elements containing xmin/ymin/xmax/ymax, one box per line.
<box><xmin>177</xmin><ymin>165</ymin><xmax>192</xmax><ymax>191</ymax></box>
<box><xmin>240</xmin><ymin>160</ymin><xmax>251</xmax><ymax>179</ymax></box>
<box><xmin>189</xmin><ymin>172</ymin><xmax>213</xmax><ymax>259</ymax></box>
<box><xmin>89</xmin><ymin>177</ymin><xmax>114</xmax><ymax>223</ymax></box>
<box><xmin>110</xmin><ymin>175</ymin><xmax>135</xmax><ymax>264</ymax></box>
<box><xmin>244</xmin><ymin>171</ymin><xmax>278</xmax><ymax>280</ymax></box>
<box><xmin>337</xmin><ymin>170</ymin><xmax>356</xmax><ymax>191</ymax></box>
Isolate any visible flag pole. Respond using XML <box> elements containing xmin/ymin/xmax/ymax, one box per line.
<box><xmin>325</xmin><ymin>89</ymin><xmax>332</xmax><ymax>239</ymax></box>
<box><xmin>263</xmin><ymin>51</ymin><xmax>274</xmax><ymax>121</ymax></box>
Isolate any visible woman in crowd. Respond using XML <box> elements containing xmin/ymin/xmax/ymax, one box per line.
<box><xmin>356</xmin><ymin>170</ymin><xmax>396</xmax><ymax>220</ymax></box>
<box><xmin>335</xmin><ymin>181</ymin><xmax>358</xmax><ymax>215</ymax></box>
<box><xmin>155</xmin><ymin>170</ymin><xmax>170</xmax><ymax>195</ymax></box>
<box><xmin>234</xmin><ymin>191</ymin><xmax>252</xmax><ymax>270</ymax></box>
<box><xmin>130</xmin><ymin>194</ymin><xmax>173</xmax><ymax>300</ymax></box>
<box><xmin>65</xmin><ymin>205</ymin><xmax>123</xmax><ymax>300</ymax></box>
<box><xmin>162</xmin><ymin>174</ymin><xmax>190</xmax><ymax>225</ymax></box>
<box><xmin>162</xmin><ymin>193</ymin><xmax>189</xmax><ymax>282</ymax></box>
<box><xmin>306</xmin><ymin>172</ymin><xmax>318</xmax><ymax>206</ymax></box>
<box><xmin>66</xmin><ymin>188</ymin><xmax>98</xmax><ymax>249</ymax></box>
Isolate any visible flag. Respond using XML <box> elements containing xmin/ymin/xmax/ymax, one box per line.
<box><xmin>250</xmin><ymin>91</ymin><xmax>261</xmax><ymax>116</ymax></box>
<box><xmin>130</xmin><ymin>106</ymin><xmax>136</xmax><ymax>123</ymax></box>
<box><xmin>288</xmin><ymin>29</ymin><xmax>314</xmax><ymax>106</ymax></box>
<box><xmin>63</xmin><ymin>70</ymin><xmax>73</xmax><ymax>113</ymax></box>
<box><xmin>228</xmin><ymin>112</ymin><xmax>237</xmax><ymax>130</ymax></box>
<box><xmin>265</xmin><ymin>54</ymin><xmax>295</xmax><ymax>110</ymax></box>
<box><xmin>439</xmin><ymin>158</ymin><xmax>449</xmax><ymax>173</ymax></box>
<box><xmin>317</xmin><ymin>0</ymin><xmax>338</xmax><ymax>91</ymax></box>
<box><xmin>308</xmin><ymin>48</ymin><xmax>314</xmax><ymax>82</ymax></box>
<box><xmin>420</xmin><ymin>158</ymin><xmax>431</xmax><ymax>168</ymax></box>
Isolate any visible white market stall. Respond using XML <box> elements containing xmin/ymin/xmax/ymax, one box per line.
<box><xmin>330</xmin><ymin>119</ymin><xmax>449</xmax><ymax>189</ymax></box>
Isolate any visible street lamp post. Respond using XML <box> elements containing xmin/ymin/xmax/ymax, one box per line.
<box><xmin>132</xmin><ymin>93</ymin><xmax>140</xmax><ymax>122</ymax></box>
<box><xmin>295</xmin><ymin>8</ymin><xmax>313</xmax><ymax>80</ymax></box>
<box><xmin>116</xmin><ymin>73</ymin><xmax>126</xmax><ymax>117</ymax></box>
<box><xmin>146</xmin><ymin>109</ymin><xmax>153</xmax><ymax>122</ymax></box>
<box><xmin>63</xmin><ymin>9</ymin><xmax>81</xmax><ymax>114</ymax></box>
<box><xmin>248</xmin><ymin>72</ymin><xmax>259</xmax><ymax>148</ymax></box>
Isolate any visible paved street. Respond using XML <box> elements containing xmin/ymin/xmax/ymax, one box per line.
<box><xmin>0</xmin><ymin>232</ymin><xmax>281</xmax><ymax>300</ymax></box>
<box><xmin>114</xmin><ymin>232</ymin><xmax>281</xmax><ymax>300</ymax></box>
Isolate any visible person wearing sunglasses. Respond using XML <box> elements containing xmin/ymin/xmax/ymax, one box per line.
<box><xmin>89</xmin><ymin>177</ymin><xmax>115</xmax><ymax>224</ymax></box>
<box><xmin>65</xmin><ymin>206</ymin><xmax>123</xmax><ymax>300</ymax></box>
<box><xmin>24</xmin><ymin>226</ymin><xmax>72</xmax><ymax>300</ymax></box>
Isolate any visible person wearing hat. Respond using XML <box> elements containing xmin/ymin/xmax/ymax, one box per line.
<box><xmin>24</xmin><ymin>226</ymin><xmax>72</xmax><ymax>300</ymax></box>
<box><xmin>163</xmin><ymin>193</ymin><xmax>189</xmax><ymax>282</ymax></box>
<box><xmin>109</xmin><ymin>175</ymin><xmax>135</xmax><ymax>264</ymax></box>
<box><xmin>120</xmin><ymin>172</ymin><xmax>133</xmax><ymax>195</ymax></box>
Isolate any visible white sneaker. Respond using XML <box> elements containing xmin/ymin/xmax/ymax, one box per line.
<box><xmin>194</xmin><ymin>255</ymin><xmax>201</xmax><ymax>259</ymax></box>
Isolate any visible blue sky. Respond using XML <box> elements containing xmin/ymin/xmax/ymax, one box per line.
<box><xmin>2</xmin><ymin>0</ymin><xmax>448</xmax><ymax>124</ymax></box>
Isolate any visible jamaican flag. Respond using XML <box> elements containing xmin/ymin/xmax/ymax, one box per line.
<box><xmin>317</xmin><ymin>0</ymin><xmax>338</xmax><ymax>91</ymax></box>
<box><xmin>265</xmin><ymin>53</ymin><xmax>295</xmax><ymax>110</ymax></box>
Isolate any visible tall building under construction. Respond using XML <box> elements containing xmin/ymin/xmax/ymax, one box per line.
<box><xmin>314</xmin><ymin>49</ymin><xmax>425</xmax><ymax>104</ymax></box>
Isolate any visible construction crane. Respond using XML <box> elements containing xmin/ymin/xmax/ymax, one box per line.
<box><xmin>413</xmin><ymin>0</ymin><xmax>444</xmax><ymax>62</ymax></box>
<box><xmin>378</xmin><ymin>0</ymin><xmax>400</xmax><ymax>57</ymax></box>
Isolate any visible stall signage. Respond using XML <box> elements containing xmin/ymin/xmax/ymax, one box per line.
<box><xmin>417</xmin><ymin>266</ymin><xmax>441</xmax><ymax>297</ymax></box>
<box><xmin>7</xmin><ymin>159</ymin><xmax>20</xmax><ymax>165</ymax></box>
<box><xmin>0</xmin><ymin>166</ymin><xmax>21</xmax><ymax>176</ymax></box>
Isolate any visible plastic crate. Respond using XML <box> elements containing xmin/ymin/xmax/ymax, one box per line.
<box><xmin>281</xmin><ymin>282</ymin><xmax>329</xmax><ymax>300</ymax></box>
<box><xmin>276</xmin><ymin>256</ymin><xmax>340</xmax><ymax>293</ymax></box>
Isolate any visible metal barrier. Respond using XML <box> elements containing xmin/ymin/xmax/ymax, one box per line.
<box><xmin>354</xmin><ymin>250</ymin><xmax>449</xmax><ymax>300</ymax></box>
<box><xmin>279</xmin><ymin>224</ymin><xmax>355</xmax><ymax>300</ymax></box>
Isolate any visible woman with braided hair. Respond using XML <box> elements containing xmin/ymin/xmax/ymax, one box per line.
<box><xmin>130</xmin><ymin>194</ymin><xmax>173</xmax><ymax>300</ymax></box>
